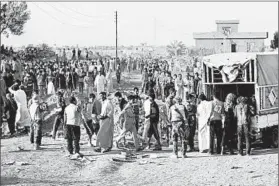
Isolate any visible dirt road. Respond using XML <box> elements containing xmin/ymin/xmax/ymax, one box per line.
<box><xmin>1</xmin><ymin>71</ymin><xmax>278</xmax><ymax>186</ymax></box>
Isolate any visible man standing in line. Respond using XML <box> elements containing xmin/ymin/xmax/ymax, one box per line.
<box><xmin>207</xmin><ymin>91</ymin><xmax>225</xmax><ymax>155</ymax></box>
<box><xmin>234</xmin><ymin>96</ymin><xmax>251</xmax><ymax>156</ymax></box>
<box><xmin>186</xmin><ymin>93</ymin><xmax>197</xmax><ymax>152</ymax></box>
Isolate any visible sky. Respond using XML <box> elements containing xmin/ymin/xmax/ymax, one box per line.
<box><xmin>1</xmin><ymin>2</ymin><xmax>278</xmax><ymax>47</ymax></box>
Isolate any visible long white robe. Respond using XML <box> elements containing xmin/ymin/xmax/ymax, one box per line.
<box><xmin>9</xmin><ymin>88</ymin><xmax>31</xmax><ymax>127</ymax></box>
<box><xmin>96</xmin><ymin>99</ymin><xmax>114</xmax><ymax>149</ymax></box>
<box><xmin>197</xmin><ymin>100</ymin><xmax>212</xmax><ymax>153</ymax></box>
<box><xmin>106</xmin><ymin>72</ymin><xmax>113</xmax><ymax>93</ymax></box>
<box><xmin>175</xmin><ymin>78</ymin><xmax>184</xmax><ymax>99</ymax></box>
<box><xmin>94</xmin><ymin>75</ymin><xmax>106</xmax><ymax>97</ymax></box>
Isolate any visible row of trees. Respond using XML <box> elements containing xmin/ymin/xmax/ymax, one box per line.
<box><xmin>166</xmin><ymin>40</ymin><xmax>215</xmax><ymax>57</ymax></box>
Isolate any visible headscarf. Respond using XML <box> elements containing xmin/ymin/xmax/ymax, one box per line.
<box><xmin>224</xmin><ymin>93</ymin><xmax>236</xmax><ymax>112</ymax></box>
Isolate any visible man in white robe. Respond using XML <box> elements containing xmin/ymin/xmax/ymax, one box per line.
<box><xmin>175</xmin><ymin>74</ymin><xmax>184</xmax><ymax>100</ymax></box>
<box><xmin>94</xmin><ymin>71</ymin><xmax>107</xmax><ymax>99</ymax></box>
<box><xmin>95</xmin><ymin>92</ymin><xmax>114</xmax><ymax>153</ymax></box>
<box><xmin>196</xmin><ymin>94</ymin><xmax>212</xmax><ymax>153</ymax></box>
<box><xmin>9</xmin><ymin>83</ymin><xmax>31</xmax><ymax>132</ymax></box>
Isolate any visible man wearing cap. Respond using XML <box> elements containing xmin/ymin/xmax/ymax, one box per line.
<box><xmin>169</xmin><ymin>96</ymin><xmax>189</xmax><ymax>158</ymax></box>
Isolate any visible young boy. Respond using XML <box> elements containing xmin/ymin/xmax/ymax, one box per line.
<box><xmin>81</xmin><ymin>94</ymin><xmax>101</xmax><ymax>147</ymax></box>
<box><xmin>29</xmin><ymin>94</ymin><xmax>47</xmax><ymax>150</ymax></box>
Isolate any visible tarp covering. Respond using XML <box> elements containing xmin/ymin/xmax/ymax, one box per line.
<box><xmin>202</xmin><ymin>53</ymin><xmax>257</xmax><ymax>83</ymax></box>
<box><xmin>202</xmin><ymin>53</ymin><xmax>256</xmax><ymax>68</ymax></box>
<box><xmin>257</xmin><ymin>54</ymin><xmax>278</xmax><ymax>86</ymax></box>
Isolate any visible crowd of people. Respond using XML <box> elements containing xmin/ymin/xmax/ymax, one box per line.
<box><xmin>0</xmin><ymin>46</ymin><xmax>257</xmax><ymax>159</ymax></box>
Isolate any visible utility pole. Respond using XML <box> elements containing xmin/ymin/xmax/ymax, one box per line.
<box><xmin>115</xmin><ymin>11</ymin><xmax>118</xmax><ymax>63</ymax></box>
<box><xmin>154</xmin><ymin>18</ymin><xmax>156</xmax><ymax>46</ymax></box>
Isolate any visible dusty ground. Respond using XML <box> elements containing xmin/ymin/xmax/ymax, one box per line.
<box><xmin>1</xmin><ymin>71</ymin><xmax>278</xmax><ymax>186</ymax></box>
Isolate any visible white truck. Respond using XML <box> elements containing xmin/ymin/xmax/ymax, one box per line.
<box><xmin>202</xmin><ymin>52</ymin><xmax>278</xmax><ymax>147</ymax></box>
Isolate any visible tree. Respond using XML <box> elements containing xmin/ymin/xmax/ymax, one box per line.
<box><xmin>167</xmin><ymin>40</ymin><xmax>186</xmax><ymax>57</ymax></box>
<box><xmin>270</xmin><ymin>31</ymin><xmax>278</xmax><ymax>49</ymax></box>
<box><xmin>0</xmin><ymin>2</ymin><xmax>31</xmax><ymax>38</ymax></box>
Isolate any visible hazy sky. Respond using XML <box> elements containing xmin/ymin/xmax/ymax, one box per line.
<box><xmin>2</xmin><ymin>2</ymin><xmax>278</xmax><ymax>47</ymax></box>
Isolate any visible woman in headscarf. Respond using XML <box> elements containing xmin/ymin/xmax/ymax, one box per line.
<box><xmin>196</xmin><ymin>93</ymin><xmax>212</xmax><ymax>153</ymax></box>
<box><xmin>221</xmin><ymin>93</ymin><xmax>237</xmax><ymax>155</ymax></box>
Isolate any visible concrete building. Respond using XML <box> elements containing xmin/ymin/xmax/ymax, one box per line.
<box><xmin>193</xmin><ymin>20</ymin><xmax>268</xmax><ymax>53</ymax></box>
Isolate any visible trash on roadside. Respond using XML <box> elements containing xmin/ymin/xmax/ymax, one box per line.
<box><xmin>231</xmin><ymin>166</ymin><xmax>242</xmax><ymax>169</ymax></box>
<box><xmin>16</xmin><ymin>162</ymin><xmax>30</xmax><ymax>166</ymax></box>
<box><xmin>3</xmin><ymin>161</ymin><xmax>15</xmax><ymax>165</ymax></box>
<box><xmin>112</xmin><ymin>157</ymin><xmax>136</xmax><ymax>163</ymax></box>
<box><xmin>17</xmin><ymin>146</ymin><xmax>24</xmax><ymax>151</ymax></box>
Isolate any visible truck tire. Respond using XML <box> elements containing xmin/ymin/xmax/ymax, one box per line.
<box><xmin>261</xmin><ymin>128</ymin><xmax>272</xmax><ymax>148</ymax></box>
<box><xmin>271</xmin><ymin>127</ymin><xmax>278</xmax><ymax>148</ymax></box>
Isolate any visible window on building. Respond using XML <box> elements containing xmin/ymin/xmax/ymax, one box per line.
<box><xmin>231</xmin><ymin>44</ymin><xmax>236</xmax><ymax>52</ymax></box>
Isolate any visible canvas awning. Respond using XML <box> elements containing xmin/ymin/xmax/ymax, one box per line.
<box><xmin>257</xmin><ymin>53</ymin><xmax>278</xmax><ymax>86</ymax></box>
<box><xmin>202</xmin><ymin>53</ymin><xmax>257</xmax><ymax>68</ymax></box>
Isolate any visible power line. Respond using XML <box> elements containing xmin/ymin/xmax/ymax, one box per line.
<box><xmin>57</xmin><ymin>2</ymin><xmax>110</xmax><ymax>19</ymax></box>
<box><xmin>44</xmin><ymin>2</ymin><xmax>94</xmax><ymax>25</ymax></box>
<box><xmin>32</xmin><ymin>2</ymin><xmax>97</xmax><ymax>29</ymax></box>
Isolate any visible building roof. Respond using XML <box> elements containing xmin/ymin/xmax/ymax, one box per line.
<box><xmin>193</xmin><ymin>32</ymin><xmax>268</xmax><ymax>39</ymax></box>
<box><xmin>215</xmin><ymin>20</ymin><xmax>239</xmax><ymax>24</ymax></box>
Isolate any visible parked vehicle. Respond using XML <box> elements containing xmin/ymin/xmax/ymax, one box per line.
<box><xmin>202</xmin><ymin>52</ymin><xmax>278</xmax><ymax>147</ymax></box>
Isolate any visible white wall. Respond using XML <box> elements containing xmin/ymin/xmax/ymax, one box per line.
<box><xmin>195</xmin><ymin>38</ymin><xmax>265</xmax><ymax>53</ymax></box>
